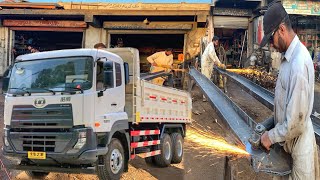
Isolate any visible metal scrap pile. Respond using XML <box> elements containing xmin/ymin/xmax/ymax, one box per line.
<box><xmin>227</xmin><ymin>68</ymin><xmax>277</xmax><ymax>90</ymax></box>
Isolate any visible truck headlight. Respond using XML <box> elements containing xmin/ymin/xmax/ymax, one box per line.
<box><xmin>73</xmin><ymin>131</ymin><xmax>87</xmax><ymax>150</ymax></box>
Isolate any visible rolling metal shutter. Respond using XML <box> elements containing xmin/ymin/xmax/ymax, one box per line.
<box><xmin>214</xmin><ymin>16</ymin><xmax>249</xmax><ymax>29</ymax></box>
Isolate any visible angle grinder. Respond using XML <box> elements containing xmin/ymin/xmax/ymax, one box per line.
<box><xmin>248</xmin><ymin>123</ymin><xmax>270</xmax><ymax>152</ymax></box>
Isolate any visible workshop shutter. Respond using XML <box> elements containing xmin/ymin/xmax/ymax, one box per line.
<box><xmin>214</xmin><ymin>16</ymin><xmax>249</xmax><ymax>29</ymax></box>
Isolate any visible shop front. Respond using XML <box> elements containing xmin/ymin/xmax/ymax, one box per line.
<box><xmin>103</xmin><ymin>21</ymin><xmax>195</xmax><ymax>72</ymax></box>
<box><xmin>0</xmin><ymin>1</ymin><xmax>210</xmax><ymax>76</ymax></box>
<box><xmin>211</xmin><ymin>7</ymin><xmax>252</xmax><ymax>68</ymax></box>
<box><xmin>283</xmin><ymin>0</ymin><xmax>320</xmax><ymax>61</ymax></box>
<box><xmin>3</xmin><ymin>20</ymin><xmax>86</xmax><ymax>62</ymax></box>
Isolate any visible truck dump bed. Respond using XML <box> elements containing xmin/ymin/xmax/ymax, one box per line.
<box><xmin>106</xmin><ymin>48</ymin><xmax>192</xmax><ymax>124</ymax></box>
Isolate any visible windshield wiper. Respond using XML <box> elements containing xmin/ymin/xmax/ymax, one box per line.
<box><xmin>8</xmin><ymin>88</ymin><xmax>31</xmax><ymax>96</ymax></box>
<box><xmin>29</xmin><ymin>88</ymin><xmax>56</xmax><ymax>95</ymax></box>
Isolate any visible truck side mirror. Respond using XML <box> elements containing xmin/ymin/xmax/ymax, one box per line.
<box><xmin>124</xmin><ymin>62</ymin><xmax>129</xmax><ymax>85</ymax></box>
<box><xmin>2</xmin><ymin>65</ymin><xmax>13</xmax><ymax>94</ymax></box>
<box><xmin>104</xmin><ymin>61</ymin><xmax>114</xmax><ymax>88</ymax></box>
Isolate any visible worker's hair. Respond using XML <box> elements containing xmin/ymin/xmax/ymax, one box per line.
<box><xmin>166</xmin><ymin>48</ymin><xmax>173</xmax><ymax>52</ymax></box>
<box><xmin>282</xmin><ymin>16</ymin><xmax>293</xmax><ymax>31</ymax></box>
<box><xmin>94</xmin><ymin>43</ymin><xmax>107</xmax><ymax>49</ymax></box>
<box><xmin>212</xmin><ymin>36</ymin><xmax>219</xmax><ymax>41</ymax></box>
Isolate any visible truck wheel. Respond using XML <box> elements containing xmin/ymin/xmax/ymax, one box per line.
<box><xmin>97</xmin><ymin>138</ymin><xmax>125</xmax><ymax>180</ymax></box>
<box><xmin>170</xmin><ymin>133</ymin><xmax>183</xmax><ymax>164</ymax></box>
<box><xmin>154</xmin><ymin>133</ymin><xmax>172</xmax><ymax>167</ymax></box>
<box><xmin>25</xmin><ymin>171</ymin><xmax>49</xmax><ymax>179</ymax></box>
<box><xmin>144</xmin><ymin>146</ymin><xmax>156</xmax><ymax>166</ymax></box>
<box><xmin>145</xmin><ymin>156</ymin><xmax>155</xmax><ymax>165</ymax></box>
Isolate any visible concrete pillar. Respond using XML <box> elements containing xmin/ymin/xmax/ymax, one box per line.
<box><xmin>0</xmin><ymin>27</ymin><xmax>9</xmax><ymax>75</ymax></box>
<box><xmin>84</xmin><ymin>25</ymin><xmax>107</xmax><ymax>48</ymax></box>
<box><xmin>208</xmin><ymin>15</ymin><xmax>214</xmax><ymax>43</ymax></box>
<box><xmin>185</xmin><ymin>27</ymin><xmax>206</xmax><ymax>59</ymax></box>
<box><xmin>247</xmin><ymin>20</ymin><xmax>254</xmax><ymax>57</ymax></box>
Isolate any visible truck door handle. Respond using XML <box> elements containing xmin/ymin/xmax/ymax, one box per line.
<box><xmin>111</xmin><ymin>103</ymin><xmax>117</xmax><ymax>106</ymax></box>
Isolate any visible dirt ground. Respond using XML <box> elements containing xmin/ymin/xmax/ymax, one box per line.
<box><xmin>1</xmin><ymin>81</ymin><xmax>319</xmax><ymax>180</ymax></box>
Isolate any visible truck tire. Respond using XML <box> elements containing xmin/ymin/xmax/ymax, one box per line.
<box><xmin>144</xmin><ymin>146</ymin><xmax>156</xmax><ymax>166</ymax></box>
<box><xmin>25</xmin><ymin>171</ymin><xmax>49</xmax><ymax>179</ymax></box>
<box><xmin>170</xmin><ymin>133</ymin><xmax>183</xmax><ymax>164</ymax></box>
<box><xmin>145</xmin><ymin>156</ymin><xmax>155</xmax><ymax>165</ymax></box>
<box><xmin>154</xmin><ymin>133</ymin><xmax>172</xmax><ymax>167</ymax></box>
<box><xmin>97</xmin><ymin>138</ymin><xmax>125</xmax><ymax>180</ymax></box>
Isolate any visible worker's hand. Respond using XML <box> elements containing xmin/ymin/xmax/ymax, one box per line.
<box><xmin>261</xmin><ymin>131</ymin><xmax>272</xmax><ymax>151</ymax></box>
<box><xmin>219</xmin><ymin>64</ymin><xmax>226</xmax><ymax>69</ymax></box>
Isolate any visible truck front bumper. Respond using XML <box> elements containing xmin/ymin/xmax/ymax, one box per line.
<box><xmin>3</xmin><ymin>127</ymin><xmax>108</xmax><ymax>166</ymax></box>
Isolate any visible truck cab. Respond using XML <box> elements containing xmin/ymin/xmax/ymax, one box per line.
<box><xmin>2</xmin><ymin>48</ymin><xmax>191</xmax><ymax>180</ymax></box>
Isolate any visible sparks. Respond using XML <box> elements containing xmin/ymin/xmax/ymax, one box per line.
<box><xmin>186</xmin><ymin>127</ymin><xmax>249</xmax><ymax>157</ymax></box>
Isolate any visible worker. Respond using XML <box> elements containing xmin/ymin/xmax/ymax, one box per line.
<box><xmin>115</xmin><ymin>38</ymin><xmax>124</xmax><ymax>47</ymax></box>
<box><xmin>147</xmin><ymin>48</ymin><xmax>173</xmax><ymax>86</ymax></box>
<box><xmin>94</xmin><ymin>43</ymin><xmax>107</xmax><ymax>49</ymax></box>
<box><xmin>201</xmin><ymin>36</ymin><xmax>225</xmax><ymax>101</ymax></box>
<box><xmin>259</xmin><ymin>1</ymin><xmax>319</xmax><ymax>179</ymax></box>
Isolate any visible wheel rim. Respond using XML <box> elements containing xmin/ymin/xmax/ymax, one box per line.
<box><xmin>164</xmin><ymin>141</ymin><xmax>171</xmax><ymax>160</ymax></box>
<box><xmin>177</xmin><ymin>139</ymin><xmax>183</xmax><ymax>157</ymax></box>
<box><xmin>109</xmin><ymin>148</ymin><xmax>123</xmax><ymax>174</ymax></box>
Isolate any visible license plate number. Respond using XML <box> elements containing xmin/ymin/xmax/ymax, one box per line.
<box><xmin>28</xmin><ymin>151</ymin><xmax>46</xmax><ymax>160</ymax></box>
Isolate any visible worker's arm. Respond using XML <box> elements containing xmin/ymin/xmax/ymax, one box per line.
<box><xmin>208</xmin><ymin>45</ymin><xmax>220</xmax><ymax>64</ymax></box>
<box><xmin>208</xmin><ymin>45</ymin><xmax>225</xmax><ymax>68</ymax></box>
<box><xmin>147</xmin><ymin>52</ymin><xmax>159</xmax><ymax>65</ymax></box>
<box><xmin>268</xmin><ymin>73</ymin><xmax>309</xmax><ymax>144</ymax></box>
<box><xmin>167</xmin><ymin>55</ymin><xmax>173</xmax><ymax>67</ymax></box>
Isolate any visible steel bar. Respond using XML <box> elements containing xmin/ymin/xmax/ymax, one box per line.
<box><xmin>189</xmin><ymin>68</ymin><xmax>291</xmax><ymax>176</ymax></box>
<box><xmin>215</xmin><ymin>67</ymin><xmax>320</xmax><ymax>144</ymax></box>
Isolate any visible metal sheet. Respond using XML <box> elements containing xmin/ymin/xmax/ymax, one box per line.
<box><xmin>189</xmin><ymin>68</ymin><xmax>291</xmax><ymax>176</ymax></box>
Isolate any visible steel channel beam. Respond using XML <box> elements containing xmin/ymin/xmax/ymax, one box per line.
<box><xmin>189</xmin><ymin>68</ymin><xmax>291</xmax><ymax>176</ymax></box>
<box><xmin>215</xmin><ymin>67</ymin><xmax>274</xmax><ymax>110</ymax></box>
<box><xmin>189</xmin><ymin>68</ymin><xmax>255</xmax><ymax>143</ymax></box>
<box><xmin>215</xmin><ymin>67</ymin><xmax>320</xmax><ymax>144</ymax></box>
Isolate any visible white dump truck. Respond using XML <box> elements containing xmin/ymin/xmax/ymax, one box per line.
<box><xmin>2</xmin><ymin>48</ymin><xmax>192</xmax><ymax>179</ymax></box>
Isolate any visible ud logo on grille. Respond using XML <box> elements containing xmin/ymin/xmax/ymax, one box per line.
<box><xmin>34</xmin><ymin>98</ymin><xmax>46</xmax><ymax>108</ymax></box>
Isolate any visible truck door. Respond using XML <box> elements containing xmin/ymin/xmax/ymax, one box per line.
<box><xmin>95</xmin><ymin>59</ymin><xmax>122</xmax><ymax>122</ymax></box>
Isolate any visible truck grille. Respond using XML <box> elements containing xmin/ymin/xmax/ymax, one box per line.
<box><xmin>9</xmin><ymin>104</ymin><xmax>74</xmax><ymax>153</ymax></box>
<box><xmin>22</xmin><ymin>135</ymin><xmax>56</xmax><ymax>152</ymax></box>
<box><xmin>11</xmin><ymin>104</ymin><xmax>73</xmax><ymax>130</ymax></box>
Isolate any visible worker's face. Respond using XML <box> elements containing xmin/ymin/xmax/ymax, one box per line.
<box><xmin>270</xmin><ymin>24</ymin><xmax>286</xmax><ymax>53</ymax></box>
<box><xmin>165</xmin><ymin>51</ymin><xmax>173</xmax><ymax>56</ymax></box>
<box><xmin>214</xmin><ymin>40</ymin><xmax>219</xmax><ymax>46</ymax></box>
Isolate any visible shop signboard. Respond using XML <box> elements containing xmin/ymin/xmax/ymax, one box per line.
<box><xmin>283</xmin><ymin>0</ymin><xmax>320</xmax><ymax>16</ymax></box>
<box><xmin>3</xmin><ymin>20</ymin><xmax>87</xmax><ymax>28</ymax></box>
<box><xmin>211</xmin><ymin>7</ymin><xmax>252</xmax><ymax>17</ymax></box>
<box><xmin>103</xmin><ymin>22</ymin><xmax>193</xmax><ymax>30</ymax></box>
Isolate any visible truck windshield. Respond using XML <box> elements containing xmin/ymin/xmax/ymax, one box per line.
<box><xmin>8</xmin><ymin>57</ymin><xmax>93</xmax><ymax>94</ymax></box>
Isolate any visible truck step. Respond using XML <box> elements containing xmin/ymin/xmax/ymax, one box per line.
<box><xmin>131</xmin><ymin>140</ymin><xmax>160</xmax><ymax>148</ymax></box>
<box><xmin>131</xmin><ymin>150</ymin><xmax>161</xmax><ymax>159</ymax></box>
<box><xmin>130</xmin><ymin>130</ymin><xmax>160</xmax><ymax>136</ymax></box>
